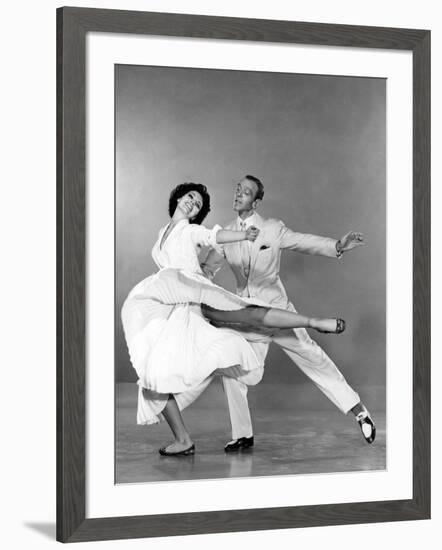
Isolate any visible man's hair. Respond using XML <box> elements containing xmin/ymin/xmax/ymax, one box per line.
<box><xmin>168</xmin><ymin>182</ymin><xmax>211</xmax><ymax>225</ymax></box>
<box><xmin>245</xmin><ymin>174</ymin><xmax>264</xmax><ymax>201</ymax></box>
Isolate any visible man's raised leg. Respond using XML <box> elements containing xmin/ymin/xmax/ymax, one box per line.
<box><xmin>273</xmin><ymin>328</ymin><xmax>376</xmax><ymax>443</ymax></box>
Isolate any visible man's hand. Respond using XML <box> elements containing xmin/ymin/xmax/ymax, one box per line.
<box><xmin>336</xmin><ymin>231</ymin><xmax>365</xmax><ymax>255</ymax></box>
<box><xmin>245</xmin><ymin>226</ymin><xmax>260</xmax><ymax>242</ymax></box>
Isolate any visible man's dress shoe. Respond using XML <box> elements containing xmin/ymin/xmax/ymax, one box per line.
<box><xmin>224</xmin><ymin>436</ymin><xmax>254</xmax><ymax>453</ymax></box>
<box><xmin>356</xmin><ymin>412</ymin><xmax>376</xmax><ymax>444</ymax></box>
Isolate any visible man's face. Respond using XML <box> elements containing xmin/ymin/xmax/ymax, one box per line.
<box><xmin>233</xmin><ymin>178</ymin><xmax>259</xmax><ymax>213</ymax></box>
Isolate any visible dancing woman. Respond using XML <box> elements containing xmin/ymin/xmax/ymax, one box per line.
<box><xmin>121</xmin><ymin>183</ymin><xmax>345</xmax><ymax>455</ymax></box>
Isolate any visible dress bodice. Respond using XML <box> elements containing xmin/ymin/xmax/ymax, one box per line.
<box><xmin>151</xmin><ymin>219</ymin><xmax>221</xmax><ymax>274</ymax></box>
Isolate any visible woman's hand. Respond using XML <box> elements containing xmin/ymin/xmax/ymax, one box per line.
<box><xmin>245</xmin><ymin>226</ymin><xmax>260</xmax><ymax>242</ymax></box>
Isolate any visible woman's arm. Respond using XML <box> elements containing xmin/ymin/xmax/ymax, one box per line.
<box><xmin>216</xmin><ymin>227</ymin><xmax>259</xmax><ymax>244</ymax></box>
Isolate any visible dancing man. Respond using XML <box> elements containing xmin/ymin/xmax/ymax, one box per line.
<box><xmin>201</xmin><ymin>175</ymin><xmax>376</xmax><ymax>452</ymax></box>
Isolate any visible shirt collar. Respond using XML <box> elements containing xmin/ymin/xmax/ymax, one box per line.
<box><xmin>237</xmin><ymin>212</ymin><xmax>257</xmax><ymax>229</ymax></box>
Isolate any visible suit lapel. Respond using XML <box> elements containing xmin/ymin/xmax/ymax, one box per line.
<box><xmin>249</xmin><ymin>213</ymin><xmax>265</xmax><ymax>277</ymax></box>
<box><xmin>225</xmin><ymin>218</ymin><xmax>244</xmax><ymax>275</ymax></box>
<box><xmin>226</xmin><ymin>214</ymin><xmax>265</xmax><ymax>278</ymax></box>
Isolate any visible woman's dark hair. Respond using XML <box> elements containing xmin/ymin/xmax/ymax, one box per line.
<box><xmin>168</xmin><ymin>182</ymin><xmax>211</xmax><ymax>225</ymax></box>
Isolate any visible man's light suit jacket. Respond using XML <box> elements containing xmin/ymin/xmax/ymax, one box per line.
<box><xmin>202</xmin><ymin>212</ymin><xmax>340</xmax><ymax>309</ymax></box>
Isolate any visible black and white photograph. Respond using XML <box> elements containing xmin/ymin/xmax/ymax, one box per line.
<box><xmin>115</xmin><ymin>64</ymin><xmax>386</xmax><ymax>484</ymax></box>
<box><xmin>3</xmin><ymin>0</ymin><xmax>436</xmax><ymax>547</ymax></box>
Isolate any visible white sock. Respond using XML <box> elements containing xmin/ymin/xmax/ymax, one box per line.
<box><xmin>355</xmin><ymin>406</ymin><xmax>370</xmax><ymax>422</ymax></box>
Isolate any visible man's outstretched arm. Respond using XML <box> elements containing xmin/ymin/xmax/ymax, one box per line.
<box><xmin>278</xmin><ymin>221</ymin><xmax>365</xmax><ymax>258</ymax></box>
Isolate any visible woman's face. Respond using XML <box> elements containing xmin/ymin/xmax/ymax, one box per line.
<box><xmin>177</xmin><ymin>190</ymin><xmax>203</xmax><ymax>221</ymax></box>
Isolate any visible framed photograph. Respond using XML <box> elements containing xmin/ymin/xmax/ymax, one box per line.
<box><xmin>57</xmin><ymin>7</ymin><xmax>430</xmax><ymax>543</ymax></box>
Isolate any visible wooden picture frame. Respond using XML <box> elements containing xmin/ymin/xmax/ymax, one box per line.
<box><xmin>57</xmin><ymin>6</ymin><xmax>430</xmax><ymax>542</ymax></box>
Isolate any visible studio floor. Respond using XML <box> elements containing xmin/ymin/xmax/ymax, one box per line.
<box><xmin>116</xmin><ymin>380</ymin><xmax>386</xmax><ymax>484</ymax></box>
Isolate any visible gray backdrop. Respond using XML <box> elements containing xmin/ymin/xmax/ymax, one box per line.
<box><xmin>116</xmin><ymin>65</ymin><xmax>385</xmax><ymax>396</ymax></box>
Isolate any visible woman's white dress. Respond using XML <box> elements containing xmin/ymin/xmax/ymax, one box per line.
<box><xmin>121</xmin><ymin>219</ymin><xmax>265</xmax><ymax>425</ymax></box>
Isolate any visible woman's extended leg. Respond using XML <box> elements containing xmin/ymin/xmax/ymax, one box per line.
<box><xmin>159</xmin><ymin>394</ymin><xmax>195</xmax><ymax>455</ymax></box>
<box><xmin>202</xmin><ymin>305</ymin><xmax>344</xmax><ymax>334</ymax></box>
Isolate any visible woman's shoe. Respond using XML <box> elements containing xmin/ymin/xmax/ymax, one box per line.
<box><xmin>313</xmin><ymin>318</ymin><xmax>346</xmax><ymax>334</ymax></box>
<box><xmin>159</xmin><ymin>443</ymin><xmax>195</xmax><ymax>456</ymax></box>
<box><xmin>335</xmin><ymin>318</ymin><xmax>346</xmax><ymax>334</ymax></box>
